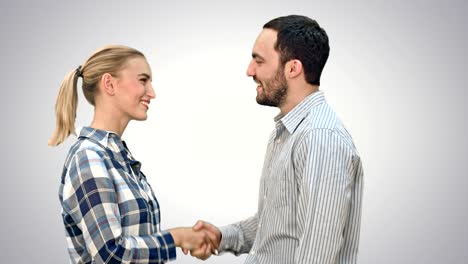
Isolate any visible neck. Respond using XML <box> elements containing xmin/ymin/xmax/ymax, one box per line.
<box><xmin>90</xmin><ymin>105</ymin><xmax>129</xmax><ymax>137</ymax></box>
<box><xmin>279</xmin><ymin>84</ymin><xmax>319</xmax><ymax>115</ymax></box>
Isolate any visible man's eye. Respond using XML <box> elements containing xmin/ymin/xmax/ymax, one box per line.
<box><xmin>140</xmin><ymin>78</ymin><xmax>148</xmax><ymax>83</ymax></box>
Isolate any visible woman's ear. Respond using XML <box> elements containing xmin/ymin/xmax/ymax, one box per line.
<box><xmin>101</xmin><ymin>73</ymin><xmax>115</xmax><ymax>96</ymax></box>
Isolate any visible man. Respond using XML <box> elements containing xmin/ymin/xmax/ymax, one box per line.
<box><xmin>192</xmin><ymin>15</ymin><xmax>363</xmax><ymax>263</ymax></box>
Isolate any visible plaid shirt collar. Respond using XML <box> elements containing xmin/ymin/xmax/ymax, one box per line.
<box><xmin>78</xmin><ymin>126</ymin><xmax>142</xmax><ymax>177</ymax></box>
<box><xmin>78</xmin><ymin>126</ymin><xmax>118</xmax><ymax>148</ymax></box>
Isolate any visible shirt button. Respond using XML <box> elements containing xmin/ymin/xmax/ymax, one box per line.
<box><xmin>258</xmin><ymin>223</ymin><xmax>261</xmax><ymax>228</ymax></box>
<box><xmin>263</xmin><ymin>195</ymin><xmax>267</xmax><ymax>199</ymax></box>
<box><xmin>250</xmin><ymin>250</ymin><xmax>255</xmax><ymax>255</ymax></box>
<box><xmin>276</xmin><ymin>139</ymin><xmax>281</xmax><ymax>144</ymax></box>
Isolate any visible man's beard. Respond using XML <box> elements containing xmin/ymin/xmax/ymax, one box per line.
<box><xmin>255</xmin><ymin>67</ymin><xmax>288</xmax><ymax>107</ymax></box>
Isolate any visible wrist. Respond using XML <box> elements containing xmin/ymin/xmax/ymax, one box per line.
<box><xmin>168</xmin><ymin>228</ymin><xmax>183</xmax><ymax>247</ymax></box>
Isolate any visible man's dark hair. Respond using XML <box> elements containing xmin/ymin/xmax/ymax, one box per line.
<box><xmin>264</xmin><ymin>15</ymin><xmax>329</xmax><ymax>86</ymax></box>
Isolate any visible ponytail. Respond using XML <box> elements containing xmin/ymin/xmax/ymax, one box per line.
<box><xmin>48</xmin><ymin>45</ymin><xmax>145</xmax><ymax>146</ymax></box>
<box><xmin>48</xmin><ymin>68</ymin><xmax>80</xmax><ymax>146</ymax></box>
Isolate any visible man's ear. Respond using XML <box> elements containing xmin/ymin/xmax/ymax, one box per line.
<box><xmin>101</xmin><ymin>73</ymin><xmax>115</xmax><ymax>96</ymax></box>
<box><xmin>285</xmin><ymin>59</ymin><xmax>303</xmax><ymax>79</ymax></box>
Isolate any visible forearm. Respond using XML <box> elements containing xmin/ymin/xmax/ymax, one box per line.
<box><xmin>218</xmin><ymin>214</ymin><xmax>258</xmax><ymax>255</ymax></box>
<box><xmin>87</xmin><ymin>227</ymin><xmax>176</xmax><ymax>263</ymax></box>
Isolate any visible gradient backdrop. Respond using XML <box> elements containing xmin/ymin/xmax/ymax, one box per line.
<box><xmin>1</xmin><ymin>0</ymin><xmax>467</xmax><ymax>263</ymax></box>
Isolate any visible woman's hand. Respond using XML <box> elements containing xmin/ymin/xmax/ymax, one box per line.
<box><xmin>168</xmin><ymin>227</ymin><xmax>215</xmax><ymax>259</ymax></box>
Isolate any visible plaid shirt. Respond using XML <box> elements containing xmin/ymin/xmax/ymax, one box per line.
<box><xmin>59</xmin><ymin>127</ymin><xmax>176</xmax><ymax>263</ymax></box>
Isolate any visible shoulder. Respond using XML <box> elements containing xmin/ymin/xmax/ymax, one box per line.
<box><xmin>63</xmin><ymin>139</ymin><xmax>111</xmax><ymax>173</ymax></box>
<box><xmin>294</xmin><ymin>104</ymin><xmax>358</xmax><ymax>155</ymax></box>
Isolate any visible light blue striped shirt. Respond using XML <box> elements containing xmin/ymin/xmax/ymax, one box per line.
<box><xmin>219</xmin><ymin>91</ymin><xmax>363</xmax><ymax>264</ymax></box>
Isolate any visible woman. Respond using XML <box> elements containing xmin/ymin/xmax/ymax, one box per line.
<box><xmin>49</xmin><ymin>45</ymin><xmax>214</xmax><ymax>263</ymax></box>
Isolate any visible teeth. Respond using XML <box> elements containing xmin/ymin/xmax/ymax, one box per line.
<box><xmin>141</xmin><ymin>101</ymin><xmax>149</xmax><ymax>107</ymax></box>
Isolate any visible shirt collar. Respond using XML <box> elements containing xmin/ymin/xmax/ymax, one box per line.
<box><xmin>275</xmin><ymin>90</ymin><xmax>326</xmax><ymax>134</ymax></box>
<box><xmin>78</xmin><ymin>126</ymin><xmax>124</xmax><ymax>151</ymax></box>
<box><xmin>78</xmin><ymin>126</ymin><xmax>142</xmax><ymax>176</ymax></box>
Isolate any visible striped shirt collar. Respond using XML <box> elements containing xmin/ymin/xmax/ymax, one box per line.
<box><xmin>274</xmin><ymin>90</ymin><xmax>326</xmax><ymax>134</ymax></box>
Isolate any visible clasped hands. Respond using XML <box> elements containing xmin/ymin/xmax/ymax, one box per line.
<box><xmin>170</xmin><ymin>220</ymin><xmax>221</xmax><ymax>260</ymax></box>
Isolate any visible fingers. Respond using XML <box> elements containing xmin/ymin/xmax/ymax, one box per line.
<box><xmin>193</xmin><ymin>220</ymin><xmax>221</xmax><ymax>248</ymax></box>
<box><xmin>190</xmin><ymin>243</ymin><xmax>211</xmax><ymax>260</ymax></box>
<box><xmin>195</xmin><ymin>223</ymin><xmax>219</xmax><ymax>252</ymax></box>
<box><xmin>203</xmin><ymin>222</ymin><xmax>219</xmax><ymax>235</ymax></box>
<box><xmin>185</xmin><ymin>221</ymin><xmax>221</xmax><ymax>260</ymax></box>
<box><xmin>204</xmin><ymin>242</ymin><xmax>212</xmax><ymax>259</ymax></box>
<box><xmin>206</xmin><ymin>228</ymin><xmax>220</xmax><ymax>248</ymax></box>
<box><xmin>201</xmin><ymin>230</ymin><xmax>218</xmax><ymax>255</ymax></box>
<box><xmin>194</xmin><ymin>220</ymin><xmax>216</xmax><ymax>234</ymax></box>
<box><xmin>192</xmin><ymin>220</ymin><xmax>205</xmax><ymax>231</ymax></box>
<box><xmin>189</xmin><ymin>231</ymin><xmax>214</xmax><ymax>260</ymax></box>
<box><xmin>190</xmin><ymin>243</ymin><xmax>207</xmax><ymax>256</ymax></box>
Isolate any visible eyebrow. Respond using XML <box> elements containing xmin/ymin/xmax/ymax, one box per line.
<box><xmin>138</xmin><ymin>73</ymin><xmax>152</xmax><ymax>80</ymax></box>
<box><xmin>252</xmin><ymin>52</ymin><xmax>265</xmax><ymax>61</ymax></box>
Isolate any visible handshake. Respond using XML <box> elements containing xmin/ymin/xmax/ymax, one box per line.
<box><xmin>169</xmin><ymin>220</ymin><xmax>221</xmax><ymax>260</ymax></box>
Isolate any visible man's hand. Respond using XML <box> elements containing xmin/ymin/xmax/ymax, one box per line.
<box><xmin>182</xmin><ymin>220</ymin><xmax>222</xmax><ymax>260</ymax></box>
<box><xmin>169</xmin><ymin>227</ymin><xmax>213</xmax><ymax>258</ymax></box>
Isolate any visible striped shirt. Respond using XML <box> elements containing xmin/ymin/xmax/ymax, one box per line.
<box><xmin>219</xmin><ymin>91</ymin><xmax>364</xmax><ymax>264</ymax></box>
<box><xmin>59</xmin><ymin>127</ymin><xmax>176</xmax><ymax>263</ymax></box>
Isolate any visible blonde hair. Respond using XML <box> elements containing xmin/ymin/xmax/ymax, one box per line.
<box><xmin>48</xmin><ymin>45</ymin><xmax>145</xmax><ymax>146</ymax></box>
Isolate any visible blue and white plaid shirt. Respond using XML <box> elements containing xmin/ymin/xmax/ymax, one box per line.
<box><xmin>59</xmin><ymin>127</ymin><xmax>176</xmax><ymax>263</ymax></box>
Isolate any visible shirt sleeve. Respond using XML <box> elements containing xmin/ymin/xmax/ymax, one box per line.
<box><xmin>293</xmin><ymin>129</ymin><xmax>361</xmax><ymax>264</ymax></box>
<box><xmin>61</xmin><ymin>148</ymin><xmax>176</xmax><ymax>264</ymax></box>
<box><xmin>218</xmin><ymin>213</ymin><xmax>259</xmax><ymax>255</ymax></box>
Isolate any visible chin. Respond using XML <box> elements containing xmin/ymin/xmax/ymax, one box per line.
<box><xmin>133</xmin><ymin>114</ymin><xmax>148</xmax><ymax>121</ymax></box>
<box><xmin>256</xmin><ymin>95</ymin><xmax>267</xmax><ymax>105</ymax></box>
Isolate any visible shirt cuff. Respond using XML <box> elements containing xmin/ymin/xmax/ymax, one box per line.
<box><xmin>218</xmin><ymin>225</ymin><xmax>238</xmax><ymax>253</ymax></box>
<box><xmin>157</xmin><ymin>230</ymin><xmax>177</xmax><ymax>261</ymax></box>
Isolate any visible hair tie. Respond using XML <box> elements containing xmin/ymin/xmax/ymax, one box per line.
<box><xmin>76</xmin><ymin>65</ymin><xmax>83</xmax><ymax>78</ymax></box>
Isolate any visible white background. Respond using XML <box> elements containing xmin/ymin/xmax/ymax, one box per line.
<box><xmin>0</xmin><ymin>0</ymin><xmax>467</xmax><ymax>263</ymax></box>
